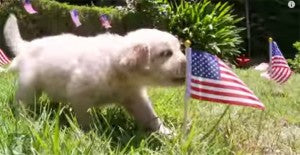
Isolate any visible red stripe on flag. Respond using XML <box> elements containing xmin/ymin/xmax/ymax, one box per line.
<box><xmin>0</xmin><ymin>50</ymin><xmax>10</xmax><ymax>62</ymax></box>
<box><xmin>271</xmin><ymin>61</ymin><xmax>287</xmax><ymax>65</ymax></box>
<box><xmin>0</xmin><ymin>49</ymin><xmax>10</xmax><ymax>66</ymax></box>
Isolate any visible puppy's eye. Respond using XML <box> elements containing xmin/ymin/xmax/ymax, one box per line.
<box><xmin>159</xmin><ymin>50</ymin><xmax>173</xmax><ymax>57</ymax></box>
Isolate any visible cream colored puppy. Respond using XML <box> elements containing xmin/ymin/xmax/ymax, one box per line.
<box><xmin>4</xmin><ymin>14</ymin><xmax>186</xmax><ymax>134</ymax></box>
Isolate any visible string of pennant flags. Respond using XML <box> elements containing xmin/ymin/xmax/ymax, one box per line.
<box><xmin>23</xmin><ymin>0</ymin><xmax>37</xmax><ymax>14</ymax></box>
<box><xmin>1</xmin><ymin>0</ymin><xmax>112</xmax><ymax>70</ymax></box>
<box><xmin>22</xmin><ymin>0</ymin><xmax>112</xmax><ymax>29</ymax></box>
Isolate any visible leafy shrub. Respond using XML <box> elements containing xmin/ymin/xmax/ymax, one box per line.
<box><xmin>125</xmin><ymin>0</ymin><xmax>170</xmax><ymax>29</ymax></box>
<box><xmin>287</xmin><ymin>42</ymin><xmax>300</xmax><ymax>73</ymax></box>
<box><xmin>55</xmin><ymin>0</ymin><xmax>127</xmax><ymax>6</ymax></box>
<box><xmin>168</xmin><ymin>0</ymin><xmax>244</xmax><ymax>61</ymax></box>
<box><xmin>0</xmin><ymin>0</ymin><xmax>169</xmax><ymax>55</ymax></box>
<box><xmin>293</xmin><ymin>42</ymin><xmax>300</xmax><ymax>52</ymax></box>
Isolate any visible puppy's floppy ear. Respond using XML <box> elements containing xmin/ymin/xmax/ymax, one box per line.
<box><xmin>120</xmin><ymin>43</ymin><xmax>150</xmax><ymax>70</ymax></box>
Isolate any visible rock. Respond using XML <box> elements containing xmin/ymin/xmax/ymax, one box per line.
<box><xmin>260</xmin><ymin>71</ymin><xmax>270</xmax><ymax>79</ymax></box>
<box><xmin>255</xmin><ymin>62</ymin><xmax>269</xmax><ymax>71</ymax></box>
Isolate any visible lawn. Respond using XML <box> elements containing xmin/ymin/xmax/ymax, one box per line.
<box><xmin>0</xmin><ymin>68</ymin><xmax>299</xmax><ymax>154</ymax></box>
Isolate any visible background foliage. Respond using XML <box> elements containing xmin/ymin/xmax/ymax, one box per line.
<box><xmin>0</xmin><ymin>0</ymin><xmax>244</xmax><ymax>62</ymax></box>
<box><xmin>0</xmin><ymin>0</ymin><xmax>168</xmax><ymax>57</ymax></box>
<box><xmin>249</xmin><ymin>0</ymin><xmax>300</xmax><ymax>59</ymax></box>
<box><xmin>168</xmin><ymin>0</ymin><xmax>244</xmax><ymax>61</ymax></box>
<box><xmin>1</xmin><ymin>0</ymin><xmax>299</xmax><ymax>61</ymax></box>
<box><xmin>55</xmin><ymin>0</ymin><xmax>127</xmax><ymax>6</ymax></box>
<box><xmin>288</xmin><ymin>42</ymin><xmax>300</xmax><ymax>73</ymax></box>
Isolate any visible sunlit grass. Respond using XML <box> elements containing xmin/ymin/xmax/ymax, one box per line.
<box><xmin>0</xmin><ymin>68</ymin><xmax>299</xmax><ymax>154</ymax></box>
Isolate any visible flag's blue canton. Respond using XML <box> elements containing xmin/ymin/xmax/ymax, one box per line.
<box><xmin>73</xmin><ymin>10</ymin><xmax>79</xmax><ymax>16</ymax></box>
<box><xmin>191</xmin><ymin>50</ymin><xmax>221</xmax><ymax>80</ymax></box>
<box><xmin>272</xmin><ymin>42</ymin><xmax>283</xmax><ymax>56</ymax></box>
<box><xmin>100</xmin><ymin>14</ymin><xmax>109</xmax><ymax>21</ymax></box>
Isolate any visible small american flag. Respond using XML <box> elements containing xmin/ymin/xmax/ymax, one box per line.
<box><xmin>99</xmin><ymin>14</ymin><xmax>112</xmax><ymax>29</ymax></box>
<box><xmin>0</xmin><ymin>49</ymin><xmax>11</xmax><ymax>66</ymax></box>
<box><xmin>186</xmin><ymin>49</ymin><xmax>265</xmax><ymax>110</ymax></box>
<box><xmin>23</xmin><ymin>0</ymin><xmax>37</xmax><ymax>14</ymax></box>
<box><xmin>268</xmin><ymin>41</ymin><xmax>292</xmax><ymax>84</ymax></box>
<box><xmin>70</xmin><ymin>9</ymin><xmax>82</xmax><ymax>27</ymax></box>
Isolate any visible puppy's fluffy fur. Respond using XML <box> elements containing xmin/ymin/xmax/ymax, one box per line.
<box><xmin>4</xmin><ymin>14</ymin><xmax>186</xmax><ymax>134</ymax></box>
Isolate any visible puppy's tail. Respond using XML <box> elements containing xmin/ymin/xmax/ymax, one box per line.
<box><xmin>3</xmin><ymin>14</ymin><xmax>27</xmax><ymax>55</ymax></box>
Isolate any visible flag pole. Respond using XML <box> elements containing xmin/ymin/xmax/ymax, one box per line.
<box><xmin>183</xmin><ymin>40</ymin><xmax>191</xmax><ymax>136</ymax></box>
<box><xmin>245</xmin><ymin>0</ymin><xmax>251</xmax><ymax>57</ymax></box>
<box><xmin>269</xmin><ymin>37</ymin><xmax>273</xmax><ymax>67</ymax></box>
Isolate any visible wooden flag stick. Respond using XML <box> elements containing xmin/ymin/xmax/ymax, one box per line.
<box><xmin>183</xmin><ymin>40</ymin><xmax>191</xmax><ymax>136</ymax></box>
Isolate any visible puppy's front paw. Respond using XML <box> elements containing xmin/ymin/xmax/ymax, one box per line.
<box><xmin>147</xmin><ymin>117</ymin><xmax>172</xmax><ymax>135</ymax></box>
<box><xmin>158</xmin><ymin>124</ymin><xmax>172</xmax><ymax>135</ymax></box>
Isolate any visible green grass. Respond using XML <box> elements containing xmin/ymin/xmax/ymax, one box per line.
<box><xmin>0</xmin><ymin>68</ymin><xmax>299</xmax><ymax>154</ymax></box>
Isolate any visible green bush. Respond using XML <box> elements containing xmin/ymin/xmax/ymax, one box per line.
<box><xmin>168</xmin><ymin>0</ymin><xmax>244</xmax><ymax>61</ymax></box>
<box><xmin>54</xmin><ymin>0</ymin><xmax>127</xmax><ymax>6</ymax></box>
<box><xmin>293</xmin><ymin>42</ymin><xmax>300</xmax><ymax>52</ymax></box>
<box><xmin>0</xmin><ymin>0</ymin><xmax>126</xmax><ymax>55</ymax></box>
<box><xmin>0</xmin><ymin>0</ymin><xmax>168</xmax><ymax>56</ymax></box>
<box><xmin>132</xmin><ymin>0</ymin><xmax>170</xmax><ymax>29</ymax></box>
<box><xmin>287</xmin><ymin>42</ymin><xmax>300</xmax><ymax>73</ymax></box>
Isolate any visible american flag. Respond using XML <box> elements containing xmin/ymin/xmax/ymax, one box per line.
<box><xmin>268</xmin><ymin>41</ymin><xmax>292</xmax><ymax>84</ymax></box>
<box><xmin>70</xmin><ymin>9</ymin><xmax>82</xmax><ymax>27</ymax></box>
<box><xmin>99</xmin><ymin>14</ymin><xmax>112</xmax><ymax>29</ymax></box>
<box><xmin>23</xmin><ymin>0</ymin><xmax>37</xmax><ymax>14</ymax></box>
<box><xmin>0</xmin><ymin>49</ymin><xmax>11</xmax><ymax>66</ymax></box>
<box><xmin>186</xmin><ymin>49</ymin><xmax>265</xmax><ymax>110</ymax></box>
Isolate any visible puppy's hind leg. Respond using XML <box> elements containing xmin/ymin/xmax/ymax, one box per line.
<box><xmin>70</xmin><ymin>98</ymin><xmax>94</xmax><ymax>130</ymax></box>
<box><xmin>121</xmin><ymin>88</ymin><xmax>172</xmax><ymax>135</ymax></box>
<box><xmin>16</xmin><ymin>71</ymin><xmax>38</xmax><ymax>107</ymax></box>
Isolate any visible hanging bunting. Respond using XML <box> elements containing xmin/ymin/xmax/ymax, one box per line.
<box><xmin>23</xmin><ymin>0</ymin><xmax>37</xmax><ymax>14</ymax></box>
<box><xmin>70</xmin><ymin>9</ymin><xmax>82</xmax><ymax>27</ymax></box>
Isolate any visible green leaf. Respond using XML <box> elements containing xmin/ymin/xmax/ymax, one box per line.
<box><xmin>168</xmin><ymin>0</ymin><xmax>244</xmax><ymax>61</ymax></box>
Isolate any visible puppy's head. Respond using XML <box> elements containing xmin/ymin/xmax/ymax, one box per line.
<box><xmin>120</xmin><ymin>29</ymin><xmax>186</xmax><ymax>86</ymax></box>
